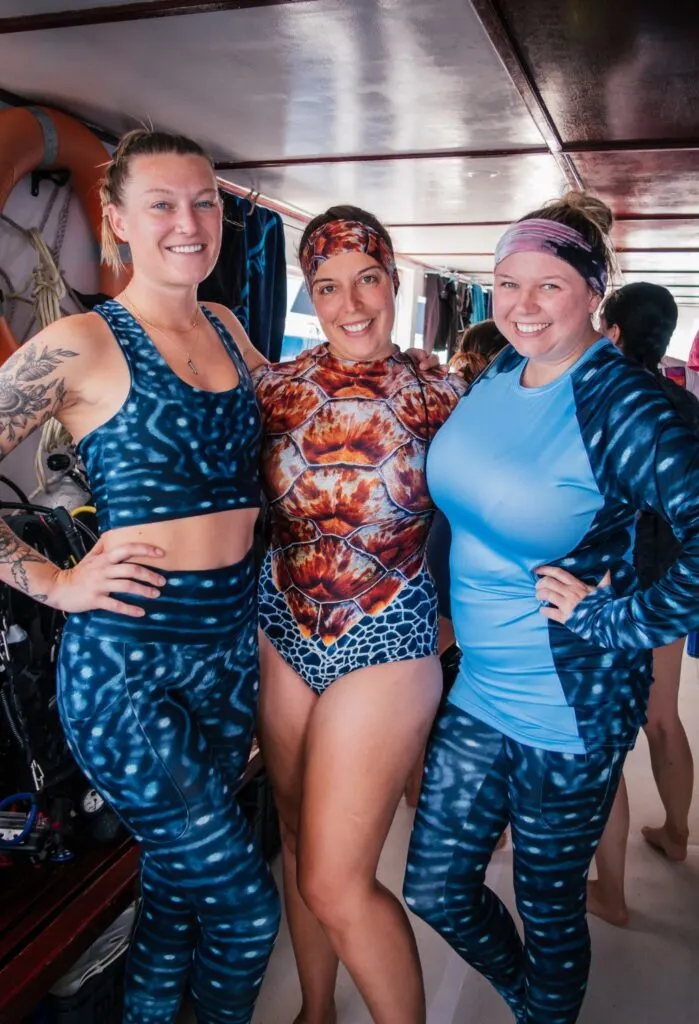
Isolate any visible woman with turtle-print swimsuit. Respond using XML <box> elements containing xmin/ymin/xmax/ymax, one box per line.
<box><xmin>253</xmin><ymin>206</ymin><xmax>464</xmax><ymax>1024</ymax></box>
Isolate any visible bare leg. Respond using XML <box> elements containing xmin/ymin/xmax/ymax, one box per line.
<box><xmin>299</xmin><ymin>656</ymin><xmax>443</xmax><ymax>1024</ymax></box>
<box><xmin>587</xmin><ymin>775</ymin><xmax>630</xmax><ymax>927</ymax></box>
<box><xmin>405</xmin><ymin>617</ymin><xmax>455</xmax><ymax>808</ymax></box>
<box><xmin>495</xmin><ymin>829</ymin><xmax>508</xmax><ymax>851</ymax></box>
<box><xmin>642</xmin><ymin>637</ymin><xmax>693</xmax><ymax>861</ymax></box>
<box><xmin>257</xmin><ymin>634</ymin><xmax>338</xmax><ymax>1024</ymax></box>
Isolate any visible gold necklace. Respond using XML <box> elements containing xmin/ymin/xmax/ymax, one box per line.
<box><xmin>123</xmin><ymin>295</ymin><xmax>202</xmax><ymax>375</ymax></box>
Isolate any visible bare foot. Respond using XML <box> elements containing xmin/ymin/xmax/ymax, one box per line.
<box><xmin>586</xmin><ymin>880</ymin><xmax>629</xmax><ymax>928</ymax></box>
<box><xmin>641</xmin><ymin>824</ymin><xmax>688</xmax><ymax>862</ymax></box>
<box><xmin>293</xmin><ymin>1006</ymin><xmax>337</xmax><ymax>1024</ymax></box>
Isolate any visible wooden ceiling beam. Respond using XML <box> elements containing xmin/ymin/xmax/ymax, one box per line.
<box><xmin>214</xmin><ymin>145</ymin><xmax>550</xmax><ymax>170</ymax></box>
<box><xmin>616</xmin><ymin>248</ymin><xmax>699</xmax><ymax>254</ymax></box>
<box><xmin>468</xmin><ymin>0</ymin><xmax>583</xmax><ymax>190</ymax></box>
<box><xmin>0</xmin><ymin>0</ymin><xmax>318</xmax><ymax>35</ymax></box>
<box><xmin>215</xmin><ymin>138</ymin><xmax>699</xmax><ymax>172</ymax></box>
<box><xmin>387</xmin><ymin>215</ymin><xmax>699</xmax><ymax>227</ymax></box>
<box><xmin>566</xmin><ymin>139</ymin><xmax>699</xmax><ymax>154</ymax></box>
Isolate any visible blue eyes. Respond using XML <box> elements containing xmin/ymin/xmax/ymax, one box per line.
<box><xmin>150</xmin><ymin>200</ymin><xmax>218</xmax><ymax>211</ymax></box>
<box><xmin>498</xmin><ymin>281</ymin><xmax>559</xmax><ymax>291</ymax></box>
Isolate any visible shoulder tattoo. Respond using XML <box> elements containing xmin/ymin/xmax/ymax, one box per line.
<box><xmin>0</xmin><ymin>344</ymin><xmax>78</xmax><ymax>445</ymax></box>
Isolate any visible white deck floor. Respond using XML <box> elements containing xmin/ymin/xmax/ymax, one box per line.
<box><xmin>186</xmin><ymin>655</ymin><xmax>699</xmax><ymax>1023</ymax></box>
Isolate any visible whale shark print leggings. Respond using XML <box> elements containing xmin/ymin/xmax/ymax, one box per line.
<box><xmin>404</xmin><ymin>705</ymin><xmax>627</xmax><ymax>1023</ymax></box>
<box><xmin>57</xmin><ymin>555</ymin><xmax>280</xmax><ymax>1024</ymax></box>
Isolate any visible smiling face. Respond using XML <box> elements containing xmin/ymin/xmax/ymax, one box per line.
<box><xmin>493</xmin><ymin>250</ymin><xmax>602</xmax><ymax>376</ymax></box>
<box><xmin>310</xmin><ymin>250</ymin><xmax>396</xmax><ymax>361</ymax></box>
<box><xmin>107</xmin><ymin>152</ymin><xmax>222</xmax><ymax>288</ymax></box>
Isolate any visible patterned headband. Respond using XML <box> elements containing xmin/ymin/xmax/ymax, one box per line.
<box><xmin>494</xmin><ymin>218</ymin><xmax>608</xmax><ymax>296</ymax></box>
<box><xmin>300</xmin><ymin>219</ymin><xmax>400</xmax><ymax>294</ymax></box>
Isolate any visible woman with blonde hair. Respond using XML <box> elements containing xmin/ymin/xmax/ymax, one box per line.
<box><xmin>0</xmin><ymin>128</ymin><xmax>280</xmax><ymax>1023</ymax></box>
<box><xmin>405</xmin><ymin>192</ymin><xmax>699</xmax><ymax>1023</ymax></box>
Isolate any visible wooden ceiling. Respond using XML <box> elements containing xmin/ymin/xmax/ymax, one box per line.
<box><xmin>1</xmin><ymin>0</ymin><xmax>698</xmax><ymax>304</ymax></box>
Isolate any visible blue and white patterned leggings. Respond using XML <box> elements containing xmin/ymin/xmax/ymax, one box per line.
<box><xmin>57</xmin><ymin>556</ymin><xmax>280</xmax><ymax>1024</ymax></box>
<box><xmin>404</xmin><ymin>705</ymin><xmax>627</xmax><ymax>1023</ymax></box>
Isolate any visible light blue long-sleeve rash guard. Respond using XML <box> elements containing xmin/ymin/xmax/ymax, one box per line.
<box><xmin>427</xmin><ymin>339</ymin><xmax>699</xmax><ymax>753</ymax></box>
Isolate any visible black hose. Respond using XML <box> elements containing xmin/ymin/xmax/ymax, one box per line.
<box><xmin>0</xmin><ymin>687</ymin><xmax>29</xmax><ymax>753</ymax></box>
<box><xmin>71</xmin><ymin>515</ymin><xmax>98</xmax><ymax>547</ymax></box>
<box><xmin>0</xmin><ymin>500</ymin><xmax>55</xmax><ymax>516</ymax></box>
<box><xmin>0</xmin><ymin>475</ymin><xmax>30</xmax><ymax>505</ymax></box>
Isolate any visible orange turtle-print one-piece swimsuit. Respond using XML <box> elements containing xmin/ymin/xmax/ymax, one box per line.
<box><xmin>254</xmin><ymin>343</ymin><xmax>465</xmax><ymax>692</ymax></box>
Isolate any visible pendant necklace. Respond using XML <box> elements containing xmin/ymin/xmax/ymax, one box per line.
<box><xmin>123</xmin><ymin>295</ymin><xmax>202</xmax><ymax>375</ymax></box>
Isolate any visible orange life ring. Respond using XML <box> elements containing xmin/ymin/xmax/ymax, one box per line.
<box><xmin>0</xmin><ymin>105</ymin><xmax>131</xmax><ymax>363</ymax></box>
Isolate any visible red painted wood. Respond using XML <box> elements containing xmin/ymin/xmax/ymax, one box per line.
<box><xmin>0</xmin><ymin>837</ymin><xmax>135</xmax><ymax>966</ymax></box>
<box><xmin>0</xmin><ymin>842</ymin><xmax>139</xmax><ymax>1022</ymax></box>
<box><xmin>0</xmin><ymin>748</ymin><xmax>263</xmax><ymax>1021</ymax></box>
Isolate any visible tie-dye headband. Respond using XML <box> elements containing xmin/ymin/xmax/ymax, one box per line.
<box><xmin>494</xmin><ymin>218</ymin><xmax>608</xmax><ymax>296</ymax></box>
<box><xmin>300</xmin><ymin>220</ymin><xmax>400</xmax><ymax>294</ymax></box>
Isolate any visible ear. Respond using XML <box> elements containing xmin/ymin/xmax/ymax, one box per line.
<box><xmin>107</xmin><ymin>203</ymin><xmax>127</xmax><ymax>244</ymax></box>
<box><xmin>606</xmin><ymin>323</ymin><xmax>622</xmax><ymax>345</ymax></box>
<box><xmin>588</xmin><ymin>290</ymin><xmax>602</xmax><ymax>316</ymax></box>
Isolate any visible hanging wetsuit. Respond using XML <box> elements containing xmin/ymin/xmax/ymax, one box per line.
<box><xmin>57</xmin><ymin>300</ymin><xmax>280</xmax><ymax>1024</ymax></box>
<box><xmin>199</xmin><ymin>193</ymin><xmax>287</xmax><ymax>361</ymax></box>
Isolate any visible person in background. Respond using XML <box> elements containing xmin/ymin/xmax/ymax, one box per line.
<box><xmin>448</xmin><ymin>317</ymin><xmax>508</xmax><ymax>386</ymax></box>
<box><xmin>588</xmin><ymin>282</ymin><xmax>698</xmax><ymax>927</ymax></box>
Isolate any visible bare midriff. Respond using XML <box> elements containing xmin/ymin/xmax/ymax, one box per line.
<box><xmin>101</xmin><ymin>507</ymin><xmax>259</xmax><ymax>570</ymax></box>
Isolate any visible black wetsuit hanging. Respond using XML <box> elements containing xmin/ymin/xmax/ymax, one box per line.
<box><xmin>199</xmin><ymin>192</ymin><xmax>287</xmax><ymax>361</ymax></box>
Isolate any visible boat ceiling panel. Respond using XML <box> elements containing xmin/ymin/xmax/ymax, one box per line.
<box><xmin>617</xmin><ymin>251</ymin><xmax>699</xmax><ymax>273</ymax></box>
<box><xmin>496</xmin><ymin>0</ymin><xmax>699</xmax><ymax>144</ymax></box>
<box><xmin>571</xmin><ymin>151</ymin><xmax>699</xmax><ymax>217</ymax></box>
<box><xmin>0</xmin><ymin>0</ymin><xmax>698</xmax><ymax>333</ymax></box>
<box><xmin>0</xmin><ymin>0</ymin><xmax>545</xmax><ymax>161</ymax></box>
<box><xmin>217</xmin><ymin>153</ymin><xmax>566</xmax><ymax>225</ymax></box>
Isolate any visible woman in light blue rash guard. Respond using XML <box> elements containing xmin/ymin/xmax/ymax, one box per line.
<box><xmin>403</xmin><ymin>190</ymin><xmax>699</xmax><ymax>1024</ymax></box>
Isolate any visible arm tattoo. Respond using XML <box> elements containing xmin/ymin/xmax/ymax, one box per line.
<box><xmin>0</xmin><ymin>342</ymin><xmax>77</xmax><ymax>599</ymax></box>
<box><xmin>0</xmin><ymin>343</ymin><xmax>78</xmax><ymax>445</ymax></box>
<box><xmin>0</xmin><ymin>521</ymin><xmax>48</xmax><ymax>600</ymax></box>
<box><xmin>11</xmin><ymin>551</ymin><xmax>48</xmax><ymax>601</ymax></box>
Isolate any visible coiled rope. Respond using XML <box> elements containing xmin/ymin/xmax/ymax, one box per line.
<box><xmin>0</xmin><ymin>185</ymin><xmax>79</xmax><ymax>490</ymax></box>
